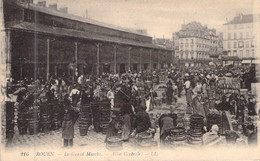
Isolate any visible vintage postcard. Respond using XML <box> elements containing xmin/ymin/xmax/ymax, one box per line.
<box><xmin>0</xmin><ymin>0</ymin><xmax>260</xmax><ymax>160</ymax></box>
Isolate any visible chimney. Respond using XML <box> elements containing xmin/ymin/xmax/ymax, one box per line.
<box><xmin>37</xmin><ymin>1</ymin><xmax>46</xmax><ymax>7</ymax></box>
<box><xmin>49</xmin><ymin>3</ymin><xmax>58</xmax><ymax>10</ymax></box>
<box><xmin>59</xmin><ymin>7</ymin><xmax>68</xmax><ymax>13</ymax></box>
<box><xmin>85</xmin><ymin>10</ymin><xmax>88</xmax><ymax>19</ymax></box>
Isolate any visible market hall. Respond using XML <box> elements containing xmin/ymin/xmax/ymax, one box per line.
<box><xmin>4</xmin><ymin>0</ymin><xmax>173</xmax><ymax>82</ymax></box>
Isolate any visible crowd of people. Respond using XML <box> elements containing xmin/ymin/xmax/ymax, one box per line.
<box><xmin>6</xmin><ymin>63</ymin><xmax>259</xmax><ymax>147</ymax></box>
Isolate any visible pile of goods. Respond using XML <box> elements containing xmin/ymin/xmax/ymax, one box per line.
<box><xmin>79</xmin><ymin>104</ymin><xmax>92</xmax><ymax>136</ymax></box>
<box><xmin>6</xmin><ymin>102</ymin><xmax>15</xmax><ymax>140</ymax></box>
<box><xmin>106</xmin><ymin>136</ymin><xmax>123</xmax><ymax>151</ymax></box>
<box><xmin>187</xmin><ymin>115</ymin><xmax>204</xmax><ymax>145</ymax></box>
<box><xmin>92</xmin><ymin>102</ymin><xmax>111</xmax><ymax>134</ymax></box>
<box><xmin>207</xmin><ymin>113</ymin><xmax>222</xmax><ymax>133</ymax></box>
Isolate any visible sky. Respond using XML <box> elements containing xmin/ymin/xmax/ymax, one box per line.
<box><xmin>34</xmin><ymin>0</ymin><xmax>257</xmax><ymax>39</ymax></box>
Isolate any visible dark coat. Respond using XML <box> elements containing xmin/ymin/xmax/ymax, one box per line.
<box><xmin>62</xmin><ymin>120</ymin><xmax>74</xmax><ymax>139</ymax></box>
<box><xmin>248</xmin><ymin>102</ymin><xmax>257</xmax><ymax>116</ymax></box>
<box><xmin>133</xmin><ymin>110</ymin><xmax>151</xmax><ymax>133</ymax></box>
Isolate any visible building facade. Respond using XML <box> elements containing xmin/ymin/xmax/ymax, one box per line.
<box><xmin>173</xmin><ymin>22</ymin><xmax>217</xmax><ymax>67</ymax></box>
<box><xmin>223</xmin><ymin>13</ymin><xmax>260</xmax><ymax>66</ymax></box>
<box><xmin>2</xmin><ymin>0</ymin><xmax>173</xmax><ymax>82</ymax></box>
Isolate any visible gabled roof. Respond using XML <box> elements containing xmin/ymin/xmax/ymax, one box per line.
<box><xmin>224</xmin><ymin>14</ymin><xmax>253</xmax><ymax>25</ymax></box>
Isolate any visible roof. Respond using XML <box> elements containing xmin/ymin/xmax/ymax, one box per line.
<box><xmin>11</xmin><ymin>0</ymin><xmax>149</xmax><ymax>37</ymax></box>
<box><xmin>224</xmin><ymin>14</ymin><xmax>253</xmax><ymax>25</ymax></box>
<box><xmin>10</xmin><ymin>22</ymin><xmax>170</xmax><ymax>51</ymax></box>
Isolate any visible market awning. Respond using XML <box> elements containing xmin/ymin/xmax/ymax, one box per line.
<box><xmin>9</xmin><ymin>22</ymin><xmax>171</xmax><ymax>51</ymax></box>
<box><xmin>252</xmin><ymin>59</ymin><xmax>260</xmax><ymax>64</ymax></box>
<box><xmin>241</xmin><ymin>60</ymin><xmax>252</xmax><ymax>64</ymax></box>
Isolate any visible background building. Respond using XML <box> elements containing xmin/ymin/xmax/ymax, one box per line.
<box><xmin>173</xmin><ymin>22</ymin><xmax>218</xmax><ymax>67</ymax></box>
<box><xmin>223</xmin><ymin>13</ymin><xmax>260</xmax><ymax>66</ymax></box>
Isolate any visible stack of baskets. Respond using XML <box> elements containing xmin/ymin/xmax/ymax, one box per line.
<box><xmin>51</xmin><ymin>103</ymin><xmax>62</xmax><ymax>130</ymax></box>
<box><xmin>40</xmin><ymin>103</ymin><xmax>52</xmax><ymax>132</ymax></box>
<box><xmin>92</xmin><ymin>102</ymin><xmax>111</xmax><ymax>134</ymax></box>
<box><xmin>207</xmin><ymin>113</ymin><xmax>221</xmax><ymax>132</ymax></box>
<box><xmin>27</xmin><ymin>108</ymin><xmax>40</xmax><ymax>135</ymax></box>
<box><xmin>6</xmin><ymin>102</ymin><xmax>15</xmax><ymax>140</ymax></box>
<box><xmin>79</xmin><ymin>104</ymin><xmax>92</xmax><ymax>136</ymax></box>
<box><xmin>187</xmin><ymin>114</ymin><xmax>204</xmax><ymax>145</ymax></box>
<box><xmin>167</xmin><ymin>127</ymin><xmax>187</xmax><ymax>147</ymax></box>
<box><xmin>17</xmin><ymin>110</ymin><xmax>28</xmax><ymax>135</ymax></box>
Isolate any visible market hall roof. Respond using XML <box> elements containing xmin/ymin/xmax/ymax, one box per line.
<box><xmin>10</xmin><ymin>22</ymin><xmax>170</xmax><ymax>51</ymax></box>
<box><xmin>11</xmin><ymin>0</ymin><xmax>148</xmax><ymax>37</ymax></box>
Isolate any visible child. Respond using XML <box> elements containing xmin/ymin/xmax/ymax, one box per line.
<box><xmin>62</xmin><ymin>109</ymin><xmax>75</xmax><ymax>147</ymax></box>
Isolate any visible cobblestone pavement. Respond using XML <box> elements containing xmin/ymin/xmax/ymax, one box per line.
<box><xmin>6</xmin><ymin>93</ymin><xmax>187</xmax><ymax>149</ymax></box>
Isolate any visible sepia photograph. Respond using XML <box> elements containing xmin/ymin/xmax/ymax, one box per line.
<box><xmin>0</xmin><ymin>0</ymin><xmax>260</xmax><ymax>160</ymax></box>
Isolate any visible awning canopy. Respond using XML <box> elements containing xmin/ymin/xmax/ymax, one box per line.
<box><xmin>241</xmin><ymin>60</ymin><xmax>252</xmax><ymax>64</ymax></box>
<box><xmin>10</xmin><ymin>22</ymin><xmax>171</xmax><ymax>51</ymax></box>
<box><xmin>252</xmin><ymin>59</ymin><xmax>260</xmax><ymax>64</ymax></box>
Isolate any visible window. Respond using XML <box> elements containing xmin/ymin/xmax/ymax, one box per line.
<box><xmin>239</xmin><ymin>50</ymin><xmax>243</xmax><ymax>58</ymax></box>
<box><xmin>246</xmin><ymin>32</ymin><xmax>249</xmax><ymax>38</ymax></box>
<box><xmin>251</xmin><ymin>41</ymin><xmax>254</xmax><ymax>47</ymax></box>
<box><xmin>234</xmin><ymin>24</ymin><xmax>237</xmax><ymax>29</ymax></box>
<box><xmin>180</xmin><ymin>53</ymin><xmax>183</xmax><ymax>59</ymax></box>
<box><xmin>228</xmin><ymin>42</ymin><xmax>231</xmax><ymax>49</ymax></box>
<box><xmin>246</xmin><ymin>41</ymin><xmax>249</xmax><ymax>48</ymax></box>
<box><xmin>240</xmin><ymin>32</ymin><xmax>243</xmax><ymax>39</ymax></box>
<box><xmin>246</xmin><ymin>50</ymin><xmax>249</xmax><ymax>57</ymax></box>
<box><xmin>233</xmin><ymin>50</ymin><xmax>237</xmax><ymax>56</ymax></box>
<box><xmin>252</xmin><ymin>49</ymin><xmax>254</xmax><ymax>57</ymax></box>
<box><xmin>234</xmin><ymin>33</ymin><xmax>237</xmax><ymax>39</ymax></box>
<box><xmin>186</xmin><ymin>39</ymin><xmax>188</xmax><ymax>43</ymax></box>
<box><xmin>233</xmin><ymin>42</ymin><xmax>237</xmax><ymax>48</ymax></box>
<box><xmin>228</xmin><ymin>33</ymin><xmax>231</xmax><ymax>40</ymax></box>
<box><xmin>238</xmin><ymin>41</ymin><xmax>244</xmax><ymax>48</ymax></box>
<box><xmin>180</xmin><ymin>45</ymin><xmax>183</xmax><ymax>50</ymax></box>
<box><xmin>228</xmin><ymin>25</ymin><xmax>231</xmax><ymax>30</ymax></box>
<box><xmin>191</xmin><ymin>39</ymin><xmax>194</xmax><ymax>43</ymax></box>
